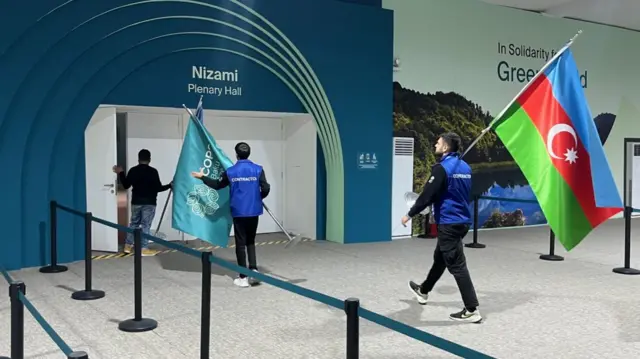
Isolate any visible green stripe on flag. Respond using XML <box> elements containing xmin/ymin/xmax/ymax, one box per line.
<box><xmin>494</xmin><ymin>105</ymin><xmax>593</xmax><ymax>250</ymax></box>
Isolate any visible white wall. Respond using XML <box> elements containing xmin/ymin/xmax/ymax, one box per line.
<box><xmin>283</xmin><ymin>114</ymin><xmax>317</xmax><ymax>239</ymax></box>
<box><xmin>191</xmin><ymin>111</ymin><xmax>284</xmax><ymax>235</ymax></box>
<box><xmin>119</xmin><ymin>106</ymin><xmax>316</xmax><ymax>242</ymax></box>
<box><xmin>385</xmin><ymin>0</ymin><xmax>640</xmax><ymax>219</ymax></box>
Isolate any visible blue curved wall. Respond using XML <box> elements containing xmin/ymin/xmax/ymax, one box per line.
<box><xmin>0</xmin><ymin>0</ymin><xmax>393</xmax><ymax>270</ymax></box>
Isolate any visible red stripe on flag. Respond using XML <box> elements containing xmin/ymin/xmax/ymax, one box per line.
<box><xmin>517</xmin><ymin>75</ymin><xmax>620</xmax><ymax>227</ymax></box>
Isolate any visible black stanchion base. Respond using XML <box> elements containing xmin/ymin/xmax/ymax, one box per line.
<box><xmin>540</xmin><ymin>254</ymin><xmax>564</xmax><ymax>261</ymax></box>
<box><xmin>465</xmin><ymin>242</ymin><xmax>486</xmax><ymax>249</ymax></box>
<box><xmin>71</xmin><ymin>289</ymin><xmax>106</xmax><ymax>301</ymax></box>
<box><xmin>118</xmin><ymin>318</ymin><xmax>158</xmax><ymax>333</ymax></box>
<box><xmin>39</xmin><ymin>264</ymin><xmax>68</xmax><ymax>273</ymax></box>
<box><xmin>68</xmin><ymin>351</ymin><xmax>89</xmax><ymax>359</ymax></box>
<box><xmin>612</xmin><ymin>267</ymin><xmax>640</xmax><ymax>275</ymax></box>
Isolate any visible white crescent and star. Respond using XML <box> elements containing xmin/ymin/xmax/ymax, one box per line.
<box><xmin>547</xmin><ymin>123</ymin><xmax>579</xmax><ymax>164</ymax></box>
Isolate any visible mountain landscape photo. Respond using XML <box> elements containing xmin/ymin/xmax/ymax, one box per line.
<box><xmin>392</xmin><ymin>81</ymin><xmax>616</xmax><ymax>234</ymax></box>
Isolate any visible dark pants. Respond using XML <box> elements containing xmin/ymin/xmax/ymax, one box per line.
<box><xmin>420</xmin><ymin>223</ymin><xmax>479</xmax><ymax>309</ymax></box>
<box><xmin>233</xmin><ymin>216</ymin><xmax>259</xmax><ymax>278</ymax></box>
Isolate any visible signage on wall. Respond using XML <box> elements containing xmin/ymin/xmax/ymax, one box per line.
<box><xmin>357</xmin><ymin>152</ymin><xmax>378</xmax><ymax>170</ymax></box>
<box><xmin>188</xmin><ymin>66</ymin><xmax>243</xmax><ymax>97</ymax></box>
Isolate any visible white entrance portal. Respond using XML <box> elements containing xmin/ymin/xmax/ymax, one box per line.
<box><xmin>85</xmin><ymin>105</ymin><xmax>317</xmax><ymax>251</ymax></box>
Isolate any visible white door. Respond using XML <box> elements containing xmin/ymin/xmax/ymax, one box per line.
<box><xmin>85</xmin><ymin>106</ymin><xmax>119</xmax><ymax>252</ymax></box>
<box><xmin>283</xmin><ymin>115</ymin><xmax>317</xmax><ymax>239</ymax></box>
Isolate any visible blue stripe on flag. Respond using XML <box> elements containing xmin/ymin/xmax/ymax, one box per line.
<box><xmin>544</xmin><ymin>49</ymin><xmax>622</xmax><ymax>208</ymax></box>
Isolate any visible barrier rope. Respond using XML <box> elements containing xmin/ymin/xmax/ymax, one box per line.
<box><xmin>142</xmin><ymin>229</ymin><xmax>346</xmax><ymax>309</ymax></box>
<box><xmin>51</xmin><ymin>201</ymin><xmax>494</xmax><ymax>357</ymax></box>
<box><xmin>18</xmin><ymin>291</ymin><xmax>73</xmax><ymax>355</ymax></box>
<box><xmin>56</xmin><ymin>203</ymin><xmax>85</xmax><ymax>217</ymax></box>
<box><xmin>143</xmin><ymin>224</ymin><xmax>493</xmax><ymax>356</ymax></box>
<box><xmin>207</xmin><ymin>253</ymin><xmax>345</xmax><ymax>309</ymax></box>
<box><xmin>144</xmin><ymin>234</ymin><xmax>202</xmax><ymax>258</ymax></box>
<box><xmin>358</xmin><ymin>308</ymin><xmax>495</xmax><ymax>359</ymax></box>
<box><xmin>92</xmin><ymin>215</ymin><xmax>134</xmax><ymax>233</ymax></box>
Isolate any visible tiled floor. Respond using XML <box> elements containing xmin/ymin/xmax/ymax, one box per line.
<box><xmin>2</xmin><ymin>219</ymin><xmax>640</xmax><ymax>358</ymax></box>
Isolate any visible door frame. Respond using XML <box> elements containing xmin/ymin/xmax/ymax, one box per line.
<box><xmin>623</xmin><ymin>137</ymin><xmax>640</xmax><ymax>209</ymax></box>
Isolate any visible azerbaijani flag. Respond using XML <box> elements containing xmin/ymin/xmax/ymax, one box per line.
<box><xmin>491</xmin><ymin>48</ymin><xmax>622</xmax><ymax>251</ymax></box>
<box><xmin>194</xmin><ymin>95</ymin><xmax>204</xmax><ymax>123</ymax></box>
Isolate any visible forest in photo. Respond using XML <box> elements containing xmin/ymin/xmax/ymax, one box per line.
<box><xmin>392</xmin><ymin>81</ymin><xmax>543</xmax><ymax>233</ymax></box>
<box><xmin>392</xmin><ymin>82</ymin><xmax>617</xmax><ymax>234</ymax></box>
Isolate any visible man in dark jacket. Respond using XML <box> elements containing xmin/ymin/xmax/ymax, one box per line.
<box><xmin>192</xmin><ymin>142</ymin><xmax>270</xmax><ymax>288</ymax></box>
<box><xmin>113</xmin><ymin>149</ymin><xmax>172</xmax><ymax>256</ymax></box>
<box><xmin>401</xmin><ymin>132</ymin><xmax>482</xmax><ymax>323</ymax></box>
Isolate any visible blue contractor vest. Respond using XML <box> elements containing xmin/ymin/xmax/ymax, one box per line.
<box><xmin>226</xmin><ymin>160</ymin><xmax>264</xmax><ymax>217</ymax></box>
<box><xmin>433</xmin><ymin>153</ymin><xmax>472</xmax><ymax>224</ymax></box>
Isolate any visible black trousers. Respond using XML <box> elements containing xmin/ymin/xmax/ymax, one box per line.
<box><xmin>420</xmin><ymin>223</ymin><xmax>479</xmax><ymax>309</ymax></box>
<box><xmin>233</xmin><ymin>216</ymin><xmax>259</xmax><ymax>278</ymax></box>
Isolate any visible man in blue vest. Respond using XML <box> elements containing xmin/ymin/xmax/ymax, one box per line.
<box><xmin>401</xmin><ymin>132</ymin><xmax>482</xmax><ymax>323</ymax></box>
<box><xmin>192</xmin><ymin>142</ymin><xmax>271</xmax><ymax>288</ymax></box>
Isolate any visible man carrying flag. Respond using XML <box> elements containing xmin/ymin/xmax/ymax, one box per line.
<box><xmin>486</xmin><ymin>31</ymin><xmax>622</xmax><ymax>251</ymax></box>
<box><xmin>192</xmin><ymin>142</ymin><xmax>271</xmax><ymax>288</ymax></box>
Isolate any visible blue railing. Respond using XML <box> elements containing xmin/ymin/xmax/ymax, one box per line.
<box><xmin>18</xmin><ymin>292</ymin><xmax>74</xmax><ymax>355</ymax></box>
<box><xmin>38</xmin><ymin>200</ymin><xmax>495</xmax><ymax>358</ymax></box>
<box><xmin>0</xmin><ymin>264</ymin><xmax>89</xmax><ymax>359</ymax></box>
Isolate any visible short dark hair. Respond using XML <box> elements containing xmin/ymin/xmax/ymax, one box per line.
<box><xmin>138</xmin><ymin>149</ymin><xmax>151</xmax><ymax>161</ymax></box>
<box><xmin>439</xmin><ymin>132</ymin><xmax>463</xmax><ymax>153</ymax></box>
<box><xmin>235</xmin><ymin>142</ymin><xmax>251</xmax><ymax>160</ymax></box>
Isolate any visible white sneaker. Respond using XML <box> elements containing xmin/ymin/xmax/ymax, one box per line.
<box><xmin>233</xmin><ymin>277</ymin><xmax>250</xmax><ymax>288</ymax></box>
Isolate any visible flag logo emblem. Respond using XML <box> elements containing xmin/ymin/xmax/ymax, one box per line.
<box><xmin>186</xmin><ymin>183</ymin><xmax>220</xmax><ymax>218</ymax></box>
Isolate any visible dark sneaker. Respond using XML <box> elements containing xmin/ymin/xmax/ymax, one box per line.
<box><xmin>408</xmin><ymin>281</ymin><xmax>429</xmax><ymax>305</ymax></box>
<box><xmin>449</xmin><ymin>308</ymin><xmax>482</xmax><ymax>323</ymax></box>
<box><xmin>248</xmin><ymin>270</ymin><xmax>261</xmax><ymax>286</ymax></box>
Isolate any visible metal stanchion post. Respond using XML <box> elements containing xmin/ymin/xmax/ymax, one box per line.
<box><xmin>119</xmin><ymin>229</ymin><xmax>157</xmax><ymax>332</ymax></box>
<box><xmin>200</xmin><ymin>251</ymin><xmax>212</xmax><ymax>359</ymax></box>
<box><xmin>40</xmin><ymin>201</ymin><xmax>68</xmax><ymax>273</ymax></box>
<box><xmin>345</xmin><ymin>298</ymin><xmax>360</xmax><ymax>359</ymax></box>
<box><xmin>67</xmin><ymin>352</ymin><xmax>89</xmax><ymax>358</ymax></box>
<box><xmin>465</xmin><ymin>196</ymin><xmax>486</xmax><ymax>248</ymax></box>
<box><xmin>72</xmin><ymin>213</ymin><xmax>106</xmax><ymax>300</ymax></box>
<box><xmin>613</xmin><ymin>206</ymin><xmax>640</xmax><ymax>275</ymax></box>
<box><xmin>9</xmin><ymin>281</ymin><xmax>26</xmax><ymax>359</ymax></box>
<box><xmin>540</xmin><ymin>229</ymin><xmax>564</xmax><ymax>261</ymax></box>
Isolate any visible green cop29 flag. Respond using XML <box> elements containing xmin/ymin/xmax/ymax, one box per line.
<box><xmin>171</xmin><ymin>105</ymin><xmax>234</xmax><ymax>247</ymax></box>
